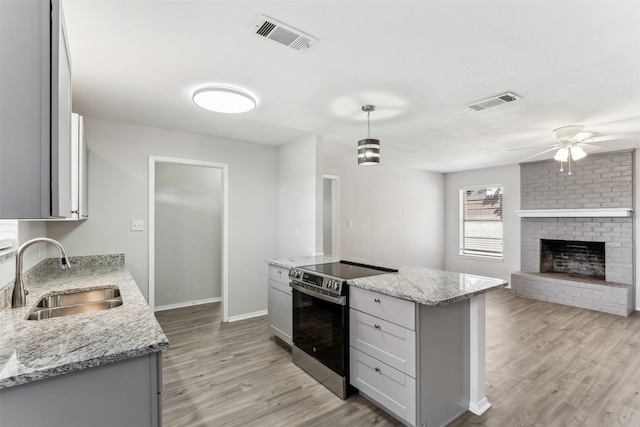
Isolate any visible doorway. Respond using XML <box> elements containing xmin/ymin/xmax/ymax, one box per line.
<box><xmin>323</xmin><ymin>175</ymin><xmax>340</xmax><ymax>256</ymax></box>
<box><xmin>149</xmin><ymin>156</ymin><xmax>229</xmax><ymax>322</ymax></box>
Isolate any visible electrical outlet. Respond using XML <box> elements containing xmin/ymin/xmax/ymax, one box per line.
<box><xmin>131</xmin><ymin>220</ymin><xmax>144</xmax><ymax>231</ymax></box>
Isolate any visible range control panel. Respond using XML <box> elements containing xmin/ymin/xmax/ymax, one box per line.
<box><xmin>289</xmin><ymin>268</ymin><xmax>345</xmax><ymax>296</ymax></box>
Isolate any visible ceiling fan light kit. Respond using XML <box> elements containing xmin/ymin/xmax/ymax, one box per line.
<box><xmin>551</xmin><ymin>125</ymin><xmax>596</xmax><ymax>175</ymax></box>
<box><xmin>358</xmin><ymin>105</ymin><xmax>381</xmax><ymax>166</ymax></box>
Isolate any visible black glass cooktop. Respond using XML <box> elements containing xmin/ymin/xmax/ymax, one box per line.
<box><xmin>299</xmin><ymin>261</ymin><xmax>397</xmax><ymax>280</ymax></box>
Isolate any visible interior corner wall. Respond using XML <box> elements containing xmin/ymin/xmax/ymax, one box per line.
<box><xmin>278</xmin><ymin>134</ymin><xmax>322</xmax><ymax>257</ymax></box>
<box><xmin>46</xmin><ymin>118</ymin><xmax>279</xmax><ymax>319</ymax></box>
<box><xmin>323</xmin><ymin>141</ymin><xmax>445</xmax><ymax>269</ymax></box>
<box><xmin>443</xmin><ymin>164</ymin><xmax>520</xmax><ymax>283</ymax></box>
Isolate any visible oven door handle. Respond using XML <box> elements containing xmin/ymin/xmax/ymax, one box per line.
<box><xmin>290</xmin><ymin>282</ymin><xmax>346</xmax><ymax>305</ymax></box>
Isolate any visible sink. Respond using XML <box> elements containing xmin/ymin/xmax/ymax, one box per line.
<box><xmin>26</xmin><ymin>286</ymin><xmax>122</xmax><ymax>321</ymax></box>
<box><xmin>27</xmin><ymin>300</ymin><xmax>123</xmax><ymax>320</ymax></box>
<box><xmin>36</xmin><ymin>287</ymin><xmax>121</xmax><ymax>308</ymax></box>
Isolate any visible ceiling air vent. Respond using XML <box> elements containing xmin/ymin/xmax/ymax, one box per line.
<box><xmin>465</xmin><ymin>92</ymin><xmax>522</xmax><ymax>111</ymax></box>
<box><xmin>253</xmin><ymin>15</ymin><xmax>318</xmax><ymax>52</ymax></box>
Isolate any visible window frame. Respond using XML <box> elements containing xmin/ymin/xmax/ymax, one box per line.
<box><xmin>458</xmin><ymin>184</ymin><xmax>504</xmax><ymax>260</ymax></box>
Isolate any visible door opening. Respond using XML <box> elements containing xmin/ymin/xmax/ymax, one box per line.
<box><xmin>323</xmin><ymin>175</ymin><xmax>339</xmax><ymax>256</ymax></box>
<box><xmin>149</xmin><ymin>156</ymin><xmax>229</xmax><ymax>322</ymax></box>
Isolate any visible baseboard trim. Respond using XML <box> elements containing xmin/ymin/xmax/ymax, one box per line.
<box><xmin>228</xmin><ymin>309</ymin><xmax>268</xmax><ymax>322</ymax></box>
<box><xmin>155</xmin><ymin>297</ymin><xmax>222</xmax><ymax>312</ymax></box>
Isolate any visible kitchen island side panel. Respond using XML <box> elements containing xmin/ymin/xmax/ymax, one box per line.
<box><xmin>418</xmin><ymin>298</ymin><xmax>470</xmax><ymax>427</ymax></box>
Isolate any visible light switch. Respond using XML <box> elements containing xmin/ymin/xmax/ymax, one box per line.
<box><xmin>295</xmin><ymin>229</ymin><xmax>301</xmax><ymax>239</ymax></box>
<box><xmin>131</xmin><ymin>220</ymin><xmax>144</xmax><ymax>231</ymax></box>
<box><xmin>347</xmin><ymin>220</ymin><xmax>353</xmax><ymax>228</ymax></box>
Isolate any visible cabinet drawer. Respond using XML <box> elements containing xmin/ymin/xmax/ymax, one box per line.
<box><xmin>350</xmin><ymin>309</ymin><xmax>416</xmax><ymax>377</ymax></box>
<box><xmin>350</xmin><ymin>348</ymin><xmax>416</xmax><ymax>426</ymax></box>
<box><xmin>268</xmin><ymin>265</ymin><xmax>291</xmax><ymax>285</ymax></box>
<box><xmin>350</xmin><ymin>286</ymin><xmax>415</xmax><ymax>330</ymax></box>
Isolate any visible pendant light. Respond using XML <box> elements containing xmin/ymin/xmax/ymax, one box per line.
<box><xmin>357</xmin><ymin>105</ymin><xmax>380</xmax><ymax>166</ymax></box>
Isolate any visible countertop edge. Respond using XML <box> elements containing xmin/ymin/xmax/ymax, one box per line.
<box><xmin>348</xmin><ymin>280</ymin><xmax>508</xmax><ymax>305</ymax></box>
<box><xmin>0</xmin><ymin>342</ymin><xmax>169</xmax><ymax>389</ymax></box>
<box><xmin>267</xmin><ymin>256</ymin><xmax>508</xmax><ymax>306</ymax></box>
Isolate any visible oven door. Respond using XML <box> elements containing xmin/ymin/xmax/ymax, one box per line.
<box><xmin>291</xmin><ymin>283</ymin><xmax>348</xmax><ymax>376</ymax></box>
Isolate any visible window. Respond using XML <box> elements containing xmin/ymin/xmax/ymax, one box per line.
<box><xmin>0</xmin><ymin>220</ymin><xmax>18</xmax><ymax>257</ymax></box>
<box><xmin>460</xmin><ymin>186</ymin><xmax>503</xmax><ymax>258</ymax></box>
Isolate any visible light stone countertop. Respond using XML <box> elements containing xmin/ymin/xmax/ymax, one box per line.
<box><xmin>0</xmin><ymin>255</ymin><xmax>168</xmax><ymax>390</ymax></box>
<box><xmin>266</xmin><ymin>256</ymin><xmax>507</xmax><ymax>306</ymax></box>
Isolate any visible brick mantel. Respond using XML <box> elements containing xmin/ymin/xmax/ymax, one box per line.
<box><xmin>516</xmin><ymin>208</ymin><xmax>633</xmax><ymax>218</ymax></box>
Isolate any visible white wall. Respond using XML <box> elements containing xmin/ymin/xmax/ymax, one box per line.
<box><xmin>0</xmin><ymin>221</ymin><xmax>47</xmax><ymax>288</ymax></box>
<box><xmin>155</xmin><ymin>163</ymin><xmax>222</xmax><ymax>308</ymax></box>
<box><xmin>323</xmin><ymin>140</ymin><xmax>445</xmax><ymax>268</ymax></box>
<box><xmin>47</xmin><ymin>118</ymin><xmax>278</xmax><ymax>318</ymax></box>
<box><xmin>278</xmin><ymin>134</ymin><xmax>323</xmax><ymax>257</ymax></box>
<box><xmin>443</xmin><ymin>164</ymin><xmax>520</xmax><ymax>282</ymax></box>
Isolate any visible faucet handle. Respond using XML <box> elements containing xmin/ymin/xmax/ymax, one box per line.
<box><xmin>60</xmin><ymin>256</ymin><xmax>71</xmax><ymax>269</ymax></box>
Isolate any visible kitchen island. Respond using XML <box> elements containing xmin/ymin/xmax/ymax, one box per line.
<box><xmin>266</xmin><ymin>256</ymin><xmax>506</xmax><ymax>427</ymax></box>
<box><xmin>0</xmin><ymin>254</ymin><xmax>168</xmax><ymax>426</ymax></box>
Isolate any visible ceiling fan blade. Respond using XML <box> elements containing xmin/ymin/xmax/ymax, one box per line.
<box><xmin>581</xmin><ymin>143</ymin><xmax>601</xmax><ymax>153</ymax></box>
<box><xmin>520</xmin><ymin>146</ymin><xmax>560</xmax><ymax>161</ymax></box>
<box><xmin>573</xmin><ymin>131</ymin><xmax>598</xmax><ymax>141</ymax></box>
<box><xmin>554</xmin><ymin>125</ymin><xmax>584</xmax><ymax>142</ymax></box>
<box><xmin>508</xmin><ymin>144</ymin><xmax>557</xmax><ymax>152</ymax></box>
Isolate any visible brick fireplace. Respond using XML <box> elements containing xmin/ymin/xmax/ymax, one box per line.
<box><xmin>511</xmin><ymin>151</ymin><xmax>634</xmax><ymax>316</ymax></box>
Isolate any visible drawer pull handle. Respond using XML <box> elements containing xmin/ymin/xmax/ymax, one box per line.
<box><xmin>375</xmin><ymin>367</ymin><xmax>381</xmax><ymax>373</ymax></box>
<box><xmin>374</xmin><ymin>324</ymin><xmax>381</xmax><ymax>330</ymax></box>
<box><xmin>374</xmin><ymin>298</ymin><xmax>381</xmax><ymax>303</ymax></box>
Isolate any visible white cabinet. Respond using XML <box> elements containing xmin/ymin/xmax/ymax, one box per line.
<box><xmin>349</xmin><ymin>286</ymin><xmax>417</xmax><ymax>426</ymax></box>
<box><xmin>349</xmin><ymin>286</ymin><xmax>470</xmax><ymax>427</ymax></box>
<box><xmin>0</xmin><ymin>0</ymin><xmax>73</xmax><ymax>219</ymax></box>
<box><xmin>268</xmin><ymin>265</ymin><xmax>292</xmax><ymax>345</ymax></box>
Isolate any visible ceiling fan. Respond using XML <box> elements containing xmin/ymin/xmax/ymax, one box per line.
<box><xmin>512</xmin><ymin>125</ymin><xmax>600</xmax><ymax>175</ymax></box>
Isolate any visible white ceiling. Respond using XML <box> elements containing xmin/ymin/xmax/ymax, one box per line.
<box><xmin>62</xmin><ymin>0</ymin><xmax>640</xmax><ymax>173</ymax></box>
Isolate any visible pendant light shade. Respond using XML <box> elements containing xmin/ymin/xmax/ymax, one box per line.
<box><xmin>358</xmin><ymin>138</ymin><xmax>381</xmax><ymax>165</ymax></box>
<box><xmin>358</xmin><ymin>105</ymin><xmax>380</xmax><ymax>166</ymax></box>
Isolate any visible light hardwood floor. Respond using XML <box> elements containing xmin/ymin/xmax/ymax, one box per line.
<box><xmin>156</xmin><ymin>289</ymin><xmax>640</xmax><ymax>426</ymax></box>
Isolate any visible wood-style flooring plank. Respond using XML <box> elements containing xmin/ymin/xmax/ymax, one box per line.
<box><xmin>156</xmin><ymin>289</ymin><xmax>640</xmax><ymax>426</ymax></box>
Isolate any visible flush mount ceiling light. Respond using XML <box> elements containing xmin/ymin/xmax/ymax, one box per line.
<box><xmin>357</xmin><ymin>105</ymin><xmax>380</xmax><ymax>166</ymax></box>
<box><xmin>192</xmin><ymin>86</ymin><xmax>256</xmax><ymax>114</ymax></box>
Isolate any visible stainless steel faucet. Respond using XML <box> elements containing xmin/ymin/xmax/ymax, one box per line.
<box><xmin>12</xmin><ymin>238</ymin><xmax>71</xmax><ymax>308</ymax></box>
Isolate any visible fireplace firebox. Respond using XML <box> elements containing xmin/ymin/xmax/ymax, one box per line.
<box><xmin>539</xmin><ymin>239</ymin><xmax>605</xmax><ymax>280</ymax></box>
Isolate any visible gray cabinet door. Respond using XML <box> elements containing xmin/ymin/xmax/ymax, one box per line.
<box><xmin>0</xmin><ymin>0</ymin><xmax>73</xmax><ymax>219</ymax></box>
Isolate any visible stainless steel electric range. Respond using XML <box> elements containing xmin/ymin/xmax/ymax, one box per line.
<box><xmin>288</xmin><ymin>260</ymin><xmax>397</xmax><ymax>399</ymax></box>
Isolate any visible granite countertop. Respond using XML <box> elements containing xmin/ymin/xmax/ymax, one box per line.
<box><xmin>0</xmin><ymin>254</ymin><xmax>168</xmax><ymax>389</ymax></box>
<box><xmin>266</xmin><ymin>256</ymin><xmax>507</xmax><ymax>306</ymax></box>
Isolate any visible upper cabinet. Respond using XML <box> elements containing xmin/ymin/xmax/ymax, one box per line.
<box><xmin>0</xmin><ymin>0</ymin><xmax>73</xmax><ymax>219</ymax></box>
